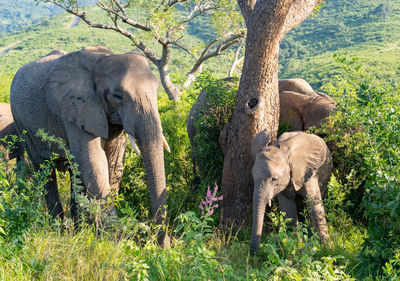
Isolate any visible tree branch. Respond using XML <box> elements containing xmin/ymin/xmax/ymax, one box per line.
<box><xmin>180</xmin><ymin>2</ymin><xmax>219</xmax><ymax>24</ymax></box>
<box><xmin>157</xmin><ymin>44</ymin><xmax>180</xmax><ymax>100</ymax></box>
<box><xmin>229</xmin><ymin>38</ymin><xmax>244</xmax><ymax>77</ymax></box>
<box><xmin>283</xmin><ymin>0</ymin><xmax>324</xmax><ymax>34</ymax></box>
<box><xmin>98</xmin><ymin>0</ymin><xmax>151</xmax><ymax>32</ymax></box>
<box><xmin>237</xmin><ymin>0</ymin><xmax>257</xmax><ymax>25</ymax></box>
<box><xmin>44</xmin><ymin>0</ymin><xmax>160</xmax><ymax>65</ymax></box>
<box><xmin>183</xmin><ymin>33</ymin><xmax>244</xmax><ymax>88</ymax></box>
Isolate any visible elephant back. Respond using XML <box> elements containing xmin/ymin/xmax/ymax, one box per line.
<box><xmin>10</xmin><ymin>50</ymin><xmax>68</xmax><ymax>161</ymax></box>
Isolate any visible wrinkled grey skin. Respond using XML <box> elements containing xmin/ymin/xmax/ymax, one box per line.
<box><xmin>10</xmin><ymin>47</ymin><xmax>170</xmax><ymax>247</ymax></box>
<box><xmin>0</xmin><ymin>102</ymin><xmax>25</xmax><ymax>161</ymax></box>
<box><xmin>250</xmin><ymin>130</ymin><xmax>332</xmax><ymax>254</ymax></box>
<box><xmin>279</xmin><ymin>90</ymin><xmax>336</xmax><ymax>131</ymax></box>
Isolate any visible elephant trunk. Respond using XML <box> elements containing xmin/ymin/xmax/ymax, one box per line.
<box><xmin>250</xmin><ymin>182</ymin><xmax>274</xmax><ymax>255</ymax></box>
<box><xmin>134</xmin><ymin>115</ymin><xmax>170</xmax><ymax>249</ymax></box>
<box><xmin>250</xmin><ymin>185</ymin><xmax>270</xmax><ymax>255</ymax></box>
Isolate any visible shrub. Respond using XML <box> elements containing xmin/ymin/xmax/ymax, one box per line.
<box><xmin>190</xmin><ymin>73</ymin><xmax>238</xmax><ymax>187</ymax></box>
<box><xmin>316</xmin><ymin>53</ymin><xmax>400</xmax><ymax>276</ymax></box>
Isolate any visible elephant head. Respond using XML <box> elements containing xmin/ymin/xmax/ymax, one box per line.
<box><xmin>279</xmin><ymin>90</ymin><xmax>336</xmax><ymax>132</ymax></box>
<box><xmin>43</xmin><ymin>47</ymin><xmax>170</xmax><ymax>246</ymax></box>
<box><xmin>250</xmin><ymin>130</ymin><xmax>331</xmax><ymax>254</ymax></box>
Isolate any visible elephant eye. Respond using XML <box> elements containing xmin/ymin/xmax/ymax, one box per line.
<box><xmin>271</xmin><ymin>177</ymin><xmax>278</xmax><ymax>182</ymax></box>
<box><xmin>113</xmin><ymin>93</ymin><xmax>123</xmax><ymax>101</ymax></box>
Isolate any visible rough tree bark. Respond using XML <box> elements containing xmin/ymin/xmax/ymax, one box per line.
<box><xmin>220</xmin><ymin>0</ymin><xmax>323</xmax><ymax>226</ymax></box>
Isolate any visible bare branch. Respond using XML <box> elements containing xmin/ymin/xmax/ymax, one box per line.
<box><xmin>229</xmin><ymin>38</ymin><xmax>244</xmax><ymax>77</ymax></box>
<box><xmin>172</xmin><ymin>41</ymin><xmax>195</xmax><ymax>58</ymax></box>
<box><xmin>157</xmin><ymin>44</ymin><xmax>180</xmax><ymax>100</ymax></box>
<box><xmin>164</xmin><ymin>0</ymin><xmax>188</xmax><ymax>11</ymax></box>
<box><xmin>183</xmin><ymin>33</ymin><xmax>244</xmax><ymax>87</ymax></box>
<box><xmin>44</xmin><ymin>0</ymin><xmax>160</xmax><ymax>65</ymax></box>
<box><xmin>98</xmin><ymin>0</ymin><xmax>151</xmax><ymax>32</ymax></box>
<box><xmin>180</xmin><ymin>2</ymin><xmax>219</xmax><ymax>24</ymax></box>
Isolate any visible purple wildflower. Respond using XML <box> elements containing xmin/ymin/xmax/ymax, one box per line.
<box><xmin>199</xmin><ymin>184</ymin><xmax>223</xmax><ymax>216</ymax></box>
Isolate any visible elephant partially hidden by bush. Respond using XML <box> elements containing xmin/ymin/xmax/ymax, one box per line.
<box><xmin>0</xmin><ymin>102</ymin><xmax>25</xmax><ymax>161</ymax></box>
<box><xmin>250</xmin><ymin>130</ymin><xmax>332</xmax><ymax>254</ymax></box>
<box><xmin>279</xmin><ymin>90</ymin><xmax>336</xmax><ymax>131</ymax></box>
<box><xmin>187</xmin><ymin>78</ymin><xmax>335</xmax><ymax>178</ymax></box>
<box><xmin>10</xmin><ymin>46</ymin><xmax>170</xmax><ymax>247</ymax></box>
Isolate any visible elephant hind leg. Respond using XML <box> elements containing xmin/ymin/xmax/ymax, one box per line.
<box><xmin>305</xmin><ymin>177</ymin><xmax>329</xmax><ymax>243</ymax></box>
<box><xmin>104</xmin><ymin>131</ymin><xmax>126</xmax><ymax>194</ymax></box>
<box><xmin>44</xmin><ymin>168</ymin><xmax>64</xmax><ymax>221</ymax></box>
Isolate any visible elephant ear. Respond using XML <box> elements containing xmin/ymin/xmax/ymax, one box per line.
<box><xmin>278</xmin><ymin>132</ymin><xmax>327</xmax><ymax>191</ymax></box>
<box><xmin>44</xmin><ymin>50</ymin><xmax>109</xmax><ymax>138</ymax></box>
<box><xmin>251</xmin><ymin>129</ymin><xmax>272</xmax><ymax>160</ymax></box>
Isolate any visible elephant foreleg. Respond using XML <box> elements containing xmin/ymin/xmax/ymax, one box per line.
<box><xmin>277</xmin><ymin>192</ymin><xmax>298</xmax><ymax>228</ymax></box>
<box><xmin>65</xmin><ymin>122</ymin><xmax>114</xmax><ymax>217</ymax></box>
<box><xmin>305</xmin><ymin>177</ymin><xmax>329</xmax><ymax>243</ymax></box>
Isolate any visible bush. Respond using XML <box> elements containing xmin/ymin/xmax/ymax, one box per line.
<box><xmin>316</xmin><ymin>53</ymin><xmax>400</xmax><ymax>276</ymax></box>
<box><xmin>190</xmin><ymin>73</ymin><xmax>238</xmax><ymax>187</ymax></box>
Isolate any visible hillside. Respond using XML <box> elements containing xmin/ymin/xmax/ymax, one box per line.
<box><xmin>0</xmin><ymin>0</ymin><xmax>61</xmax><ymax>35</ymax></box>
<box><xmin>0</xmin><ymin>0</ymin><xmax>398</xmax><ymax>99</ymax></box>
<box><xmin>279</xmin><ymin>1</ymin><xmax>400</xmax><ymax>87</ymax></box>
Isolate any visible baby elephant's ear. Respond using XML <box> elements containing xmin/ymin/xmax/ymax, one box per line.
<box><xmin>278</xmin><ymin>132</ymin><xmax>327</xmax><ymax>191</ymax></box>
<box><xmin>251</xmin><ymin>129</ymin><xmax>271</xmax><ymax>160</ymax></box>
<box><xmin>44</xmin><ymin>51</ymin><xmax>109</xmax><ymax>138</ymax></box>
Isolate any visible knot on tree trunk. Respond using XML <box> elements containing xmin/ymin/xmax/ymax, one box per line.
<box><xmin>245</xmin><ymin>97</ymin><xmax>261</xmax><ymax>115</ymax></box>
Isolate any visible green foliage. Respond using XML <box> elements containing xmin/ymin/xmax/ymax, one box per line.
<box><xmin>251</xmin><ymin>212</ymin><xmax>353</xmax><ymax>280</ymax></box>
<box><xmin>0</xmin><ymin>137</ymin><xmax>50</xmax><ymax>252</ymax></box>
<box><xmin>191</xmin><ymin>73</ymin><xmax>238</xmax><ymax>186</ymax></box>
<box><xmin>316</xmin><ymin>54</ymin><xmax>400</xmax><ymax>276</ymax></box>
<box><xmin>0</xmin><ymin>74</ymin><xmax>12</xmax><ymax>102</ymax></box>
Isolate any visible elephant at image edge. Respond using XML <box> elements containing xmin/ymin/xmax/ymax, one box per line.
<box><xmin>0</xmin><ymin>102</ymin><xmax>25</xmax><ymax>161</ymax></box>
<box><xmin>250</xmin><ymin>130</ymin><xmax>332</xmax><ymax>254</ymax></box>
<box><xmin>10</xmin><ymin>47</ymin><xmax>170</xmax><ymax>247</ymax></box>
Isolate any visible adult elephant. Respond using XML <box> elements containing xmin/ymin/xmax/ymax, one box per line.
<box><xmin>10</xmin><ymin>47</ymin><xmax>170</xmax><ymax>247</ymax></box>
<box><xmin>278</xmin><ymin>78</ymin><xmax>315</xmax><ymax>95</ymax></box>
<box><xmin>279</xmin><ymin>90</ymin><xmax>336</xmax><ymax>131</ymax></box>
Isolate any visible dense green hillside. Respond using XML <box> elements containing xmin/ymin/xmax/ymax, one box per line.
<box><xmin>0</xmin><ymin>0</ymin><xmax>399</xmax><ymax>97</ymax></box>
<box><xmin>0</xmin><ymin>0</ymin><xmax>61</xmax><ymax>35</ymax></box>
<box><xmin>279</xmin><ymin>1</ymin><xmax>400</xmax><ymax>87</ymax></box>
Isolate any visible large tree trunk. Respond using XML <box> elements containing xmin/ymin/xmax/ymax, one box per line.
<box><xmin>220</xmin><ymin>0</ymin><xmax>323</xmax><ymax>226</ymax></box>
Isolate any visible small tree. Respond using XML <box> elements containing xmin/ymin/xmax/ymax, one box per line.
<box><xmin>36</xmin><ymin>0</ymin><xmax>245</xmax><ymax>100</ymax></box>
<box><xmin>220</xmin><ymin>0</ymin><xmax>324</xmax><ymax>225</ymax></box>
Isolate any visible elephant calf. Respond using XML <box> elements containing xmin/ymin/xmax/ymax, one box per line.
<box><xmin>0</xmin><ymin>102</ymin><xmax>24</xmax><ymax>161</ymax></box>
<box><xmin>250</xmin><ymin>130</ymin><xmax>332</xmax><ymax>254</ymax></box>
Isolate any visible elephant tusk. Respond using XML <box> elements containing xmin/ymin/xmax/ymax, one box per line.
<box><xmin>162</xmin><ymin>134</ymin><xmax>171</xmax><ymax>153</ymax></box>
<box><xmin>268</xmin><ymin>200</ymin><xmax>272</xmax><ymax>207</ymax></box>
<box><xmin>128</xmin><ymin>134</ymin><xmax>141</xmax><ymax>155</ymax></box>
